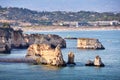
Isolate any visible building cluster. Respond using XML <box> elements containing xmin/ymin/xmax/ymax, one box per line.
<box><xmin>53</xmin><ymin>20</ymin><xmax>120</xmax><ymax>27</ymax></box>
<box><xmin>0</xmin><ymin>19</ymin><xmax>120</xmax><ymax>27</ymax></box>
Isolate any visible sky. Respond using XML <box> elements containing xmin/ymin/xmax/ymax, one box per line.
<box><xmin>0</xmin><ymin>0</ymin><xmax>120</xmax><ymax>12</ymax></box>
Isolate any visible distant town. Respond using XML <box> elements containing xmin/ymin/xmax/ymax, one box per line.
<box><xmin>0</xmin><ymin>6</ymin><xmax>120</xmax><ymax>27</ymax></box>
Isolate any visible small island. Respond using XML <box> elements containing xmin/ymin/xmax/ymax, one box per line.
<box><xmin>77</xmin><ymin>38</ymin><xmax>105</xmax><ymax>49</ymax></box>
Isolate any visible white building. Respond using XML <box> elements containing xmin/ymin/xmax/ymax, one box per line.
<box><xmin>89</xmin><ymin>21</ymin><xmax>120</xmax><ymax>26</ymax></box>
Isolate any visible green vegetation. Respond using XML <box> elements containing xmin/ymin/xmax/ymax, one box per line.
<box><xmin>0</xmin><ymin>6</ymin><xmax>120</xmax><ymax>26</ymax></box>
<box><xmin>2</xmin><ymin>23</ymin><xmax>11</xmax><ymax>28</ymax></box>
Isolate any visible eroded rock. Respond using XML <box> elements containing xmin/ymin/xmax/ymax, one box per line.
<box><xmin>24</xmin><ymin>34</ymin><xmax>66</xmax><ymax>48</ymax></box>
<box><xmin>11</xmin><ymin>30</ymin><xmax>28</xmax><ymax>48</ymax></box>
<box><xmin>85</xmin><ymin>60</ymin><xmax>94</xmax><ymax>66</ymax></box>
<box><xmin>67</xmin><ymin>52</ymin><xmax>76</xmax><ymax>65</ymax></box>
<box><xmin>85</xmin><ymin>55</ymin><xmax>105</xmax><ymax>67</ymax></box>
<box><xmin>26</xmin><ymin>44</ymin><xmax>66</xmax><ymax>67</ymax></box>
<box><xmin>0</xmin><ymin>27</ymin><xmax>13</xmax><ymax>53</ymax></box>
<box><xmin>77</xmin><ymin>38</ymin><xmax>105</xmax><ymax>49</ymax></box>
<box><xmin>94</xmin><ymin>55</ymin><xmax>105</xmax><ymax>67</ymax></box>
<box><xmin>0</xmin><ymin>26</ymin><xmax>28</xmax><ymax>53</ymax></box>
<box><xmin>0</xmin><ymin>25</ymin><xmax>66</xmax><ymax>53</ymax></box>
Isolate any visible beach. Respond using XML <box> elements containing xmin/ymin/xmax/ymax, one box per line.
<box><xmin>21</xmin><ymin>26</ymin><xmax>120</xmax><ymax>32</ymax></box>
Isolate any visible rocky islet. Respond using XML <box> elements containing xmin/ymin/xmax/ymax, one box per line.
<box><xmin>77</xmin><ymin>38</ymin><xmax>105</xmax><ymax>49</ymax></box>
<box><xmin>85</xmin><ymin>55</ymin><xmax>105</xmax><ymax>67</ymax></box>
<box><xmin>26</xmin><ymin>44</ymin><xmax>66</xmax><ymax>66</ymax></box>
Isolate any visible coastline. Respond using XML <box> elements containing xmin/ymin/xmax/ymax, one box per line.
<box><xmin>21</xmin><ymin>26</ymin><xmax>120</xmax><ymax>32</ymax></box>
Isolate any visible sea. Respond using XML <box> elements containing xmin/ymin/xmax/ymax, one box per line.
<box><xmin>0</xmin><ymin>30</ymin><xmax>120</xmax><ymax>80</ymax></box>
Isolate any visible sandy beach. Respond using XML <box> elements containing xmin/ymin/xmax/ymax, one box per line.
<box><xmin>22</xmin><ymin>26</ymin><xmax>120</xmax><ymax>32</ymax></box>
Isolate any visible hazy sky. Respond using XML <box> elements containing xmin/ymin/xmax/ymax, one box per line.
<box><xmin>0</xmin><ymin>0</ymin><xmax>120</xmax><ymax>12</ymax></box>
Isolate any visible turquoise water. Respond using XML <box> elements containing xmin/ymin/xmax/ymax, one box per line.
<box><xmin>0</xmin><ymin>30</ymin><xmax>120</xmax><ymax>80</ymax></box>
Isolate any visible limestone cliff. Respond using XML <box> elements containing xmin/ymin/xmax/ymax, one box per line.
<box><xmin>0</xmin><ymin>27</ymin><xmax>13</xmax><ymax>53</ymax></box>
<box><xmin>0</xmin><ymin>27</ymin><xmax>28</xmax><ymax>53</ymax></box>
<box><xmin>26</xmin><ymin>44</ymin><xmax>66</xmax><ymax>67</ymax></box>
<box><xmin>0</xmin><ymin>26</ymin><xmax>66</xmax><ymax>53</ymax></box>
<box><xmin>11</xmin><ymin>30</ymin><xmax>28</xmax><ymax>48</ymax></box>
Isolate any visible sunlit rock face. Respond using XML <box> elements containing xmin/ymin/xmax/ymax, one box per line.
<box><xmin>94</xmin><ymin>55</ymin><xmax>104</xmax><ymax>66</ymax></box>
<box><xmin>26</xmin><ymin>44</ymin><xmax>66</xmax><ymax>67</ymax></box>
<box><xmin>77</xmin><ymin>38</ymin><xmax>105</xmax><ymax>49</ymax></box>
<box><xmin>24</xmin><ymin>34</ymin><xmax>66</xmax><ymax>48</ymax></box>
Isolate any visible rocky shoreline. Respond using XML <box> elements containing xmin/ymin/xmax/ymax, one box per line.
<box><xmin>0</xmin><ymin>26</ymin><xmax>66</xmax><ymax>53</ymax></box>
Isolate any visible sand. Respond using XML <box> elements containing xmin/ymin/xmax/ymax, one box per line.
<box><xmin>21</xmin><ymin>26</ymin><xmax>120</xmax><ymax>32</ymax></box>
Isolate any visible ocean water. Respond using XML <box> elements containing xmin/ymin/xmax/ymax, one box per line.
<box><xmin>0</xmin><ymin>30</ymin><xmax>120</xmax><ymax>80</ymax></box>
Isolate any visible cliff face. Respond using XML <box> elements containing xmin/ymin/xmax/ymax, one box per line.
<box><xmin>0</xmin><ymin>27</ymin><xmax>28</xmax><ymax>53</ymax></box>
<box><xmin>0</xmin><ymin>27</ymin><xmax>66</xmax><ymax>53</ymax></box>
<box><xmin>26</xmin><ymin>44</ymin><xmax>66</xmax><ymax>67</ymax></box>
<box><xmin>11</xmin><ymin>30</ymin><xmax>28</xmax><ymax>48</ymax></box>
<box><xmin>77</xmin><ymin>38</ymin><xmax>105</xmax><ymax>49</ymax></box>
<box><xmin>0</xmin><ymin>28</ymin><xmax>13</xmax><ymax>53</ymax></box>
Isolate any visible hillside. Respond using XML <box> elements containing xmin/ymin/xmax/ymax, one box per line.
<box><xmin>0</xmin><ymin>6</ymin><xmax>120</xmax><ymax>26</ymax></box>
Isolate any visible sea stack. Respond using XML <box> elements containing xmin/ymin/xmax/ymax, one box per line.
<box><xmin>77</xmin><ymin>38</ymin><xmax>105</xmax><ymax>49</ymax></box>
<box><xmin>94</xmin><ymin>55</ymin><xmax>105</xmax><ymax>67</ymax></box>
<box><xmin>85</xmin><ymin>55</ymin><xmax>105</xmax><ymax>67</ymax></box>
<box><xmin>67</xmin><ymin>52</ymin><xmax>76</xmax><ymax>65</ymax></box>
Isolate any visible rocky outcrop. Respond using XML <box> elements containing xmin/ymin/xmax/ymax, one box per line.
<box><xmin>77</xmin><ymin>38</ymin><xmax>105</xmax><ymax>49</ymax></box>
<box><xmin>26</xmin><ymin>44</ymin><xmax>66</xmax><ymax>67</ymax></box>
<box><xmin>11</xmin><ymin>32</ymin><xmax>66</xmax><ymax>49</ymax></box>
<box><xmin>67</xmin><ymin>52</ymin><xmax>76</xmax><ymax>65</ymax></box>
<box><xmin>0</xmin><ymin>26</ymin><xmax>66</xmax><ymax>53</ymax></box>
<box><xmin>0</xmin><ymin>27</ymin><xmax>13</xmax><ymax>53</ymax></box>
<box><xmin>0</xmin><ymin>27</ymin><xmax>28</xmax><ymax>53</ymax></box>
<box><xmin>94</xmin><ymin>55</ymin><xmax>105</xmax><ymax>66</ymax></box>
<box><xmin>85</xmin><ymin>55</ymin><xmax>105</xmax><ymax>67</ymax></box>
<box><xmin>11</xmin><ymin>30</ymin><xmax>28</xmax><ymax>48</ymax></box>
<box><xmin>64</xmin><ymin>37</ymin><xmax>77</xmax><ymax>40</ymax></box>
<box><xmin>24</xmin><ymin>34</ymin><xmax>66</xmax><ymax>48</ymax></box>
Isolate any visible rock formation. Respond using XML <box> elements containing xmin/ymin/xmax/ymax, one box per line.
<box><xmin>0</xmin><ymin>27</ymin><xmax>12</xmax><ymax>53</ymax></box>
<box><xmin>26</xmin><ymin>44</ymin><xmax>66</xmax><ymax>67</ymax></box>
<box><xmin>11</xmin><ymin>30</ymin><xmax>28</xmax><ymax>48</ymax></box>
<box><xmin>85</xmin><ymin>60</ymin><xmax>94</xmax><ymax>66</ymax></box>
<box><xmin>85</xmin><ymin>55</ymin><xmax>105</xmax><ymax>67</ymax></box>
<box><xmin>67</xmin><ymin>52</ymin><xmax>76</xmax><ymax>65</ymax></box>
<box><xmin>77</xmin><ymin>38</ymin><xmax>105</xmax><ymax>49</ymax></box>
<box><xmin>94</xmin><ymin>55</ymin><xmax>105</xmax><ymax>67</ymax></box>
<box><xmin>24</xmin><ymin>34</ymin><xmax>66</xmax><ymax>48</ymax></box>
<box><xmin>0</xmin><ymin>25</ymin><xmax>66</xmax><ymax>53</ymax></box>
<box><xmin>0</xmin><ymin>26</ymin><xmax>28</xmax><ymax>53</ymax></box>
